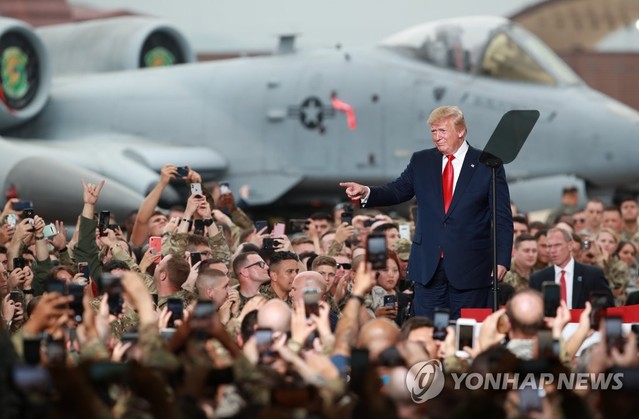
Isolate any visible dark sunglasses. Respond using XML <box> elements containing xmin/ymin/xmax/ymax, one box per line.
<box><xmin>336</xmin><ymin>263</ymin><xmax>352</xmax><ymax>270</ymax></box>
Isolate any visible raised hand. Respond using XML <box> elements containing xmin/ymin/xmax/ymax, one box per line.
<box><xmin>81</xmin><ymin>179</ymin><xmax>105</xmax><ymax>206</ymax></box>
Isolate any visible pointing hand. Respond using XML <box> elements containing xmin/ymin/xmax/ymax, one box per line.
<box><xmin>339</xmin><ymin>182</ymin><xmax>368</xmax><ymax>200</ymax></box>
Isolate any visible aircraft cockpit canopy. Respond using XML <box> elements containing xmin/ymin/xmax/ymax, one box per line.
<box><xmin>380</xmin><ymin>16</ymin><xmax>581</xmax><ymax>86</ymax></box>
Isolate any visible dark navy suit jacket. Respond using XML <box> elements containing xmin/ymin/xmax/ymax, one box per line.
<box><xmin>366</xmin><ymin>144</ymin><xmax>513</xmax><ymax>290</ymax></box>
<box><xmin>529</xmin><ymin>261</ymin><xmax>614</xmax><ymax>309</ymax></box>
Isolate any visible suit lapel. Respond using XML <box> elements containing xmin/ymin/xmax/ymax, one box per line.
<box><xmin>445</xmin><ymin>145</ymin><xmax>479</xmax><ymax>217</ymax></box>
<box><xmin>572</xmin><ymin>262</ymin><xmax>584</xmax><ymax>307</ymax></box>
<box><xmin>427</xmin><ymin>149</ymin><xmax>445</xmax><ymax>214</ymax></box>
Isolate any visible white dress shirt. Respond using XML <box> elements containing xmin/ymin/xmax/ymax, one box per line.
<box><xmin>441</xmin><ymin>141</ymin><xmax>469</xmax><ymax>194</ymax></box>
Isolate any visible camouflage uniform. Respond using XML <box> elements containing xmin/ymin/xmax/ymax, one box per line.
<box><xmin>165</xmin><ymin>231</ymin><xmax>231</xmax><ymax>267</ymax></box>
<box><xmin>158</xmin><ymin>289</ymin><xmax>197</xmax><ymax>310</ymax></box>
<box><xmin>604</xmin><ymin>257</ymin><xmax>630</xmax><ymax>306</ymax></box>
<box><xmin>503</xmin><ymin>267</ymin><xmax>530</xmax><ymax>291</ymax></box>
<box><xmin>258</xmin><ymin>282</ymin><xmax>290</xmax><ymax>304</ymax></box>
<box><xmin>391</xmin><ymin>238</ymin><xmax>412</xmax><ymax>260</ymax></box>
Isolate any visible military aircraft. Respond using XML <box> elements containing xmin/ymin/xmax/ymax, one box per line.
<box><xmin>1</xmin><ymin>14</ymin><xmax>638</xmax><ymax>223</ymax></box>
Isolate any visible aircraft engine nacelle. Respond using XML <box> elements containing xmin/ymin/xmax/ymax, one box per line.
<box><xmin>0</xmin><ymin>17</ymin><xmax>51</xmax><ymax>131</ymax></box>
<box><xmin>36</xmin><ymin>17</ymin><xmax>196</xmax><ymax>77</ymax></box>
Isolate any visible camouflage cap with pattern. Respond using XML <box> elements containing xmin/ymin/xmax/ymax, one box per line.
<box><xmin>391</xmin><ymin>238</ymin><xmax>411</xmax><ymax>260</ymax></box>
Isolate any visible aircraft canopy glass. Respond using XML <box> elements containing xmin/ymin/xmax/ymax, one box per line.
<box><xmin>380</xmin><ymin>16</ymin><xmax>581</xmax><ymax>86</ymax></box>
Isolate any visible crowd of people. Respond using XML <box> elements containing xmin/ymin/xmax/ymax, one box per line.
<box><xmin>0</xmin><ymin>162</ymin><xmax>636</xmax><ymax>418</ymax></box>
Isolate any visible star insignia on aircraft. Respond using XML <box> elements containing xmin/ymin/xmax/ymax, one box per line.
<box><xmin>288</xmin><ymin>96</ymin><xmax>335</xmax><ymax>131</ymax></box>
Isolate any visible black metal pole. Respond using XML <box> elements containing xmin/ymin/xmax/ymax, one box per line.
<box><xmin>491</xmin><ymin>166</ymin><xmax>498</xmax><ymax>311</ymax></box>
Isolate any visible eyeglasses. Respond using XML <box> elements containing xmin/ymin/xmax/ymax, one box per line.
<box><xmin>244</xmin><ymin>260</ymin><xmax>267</xmax><ymax>270</ymax></box>
<box><xmin>336</xmin><ymin>263</ymin><xmax>352</xmax><ymax>270</ymax></box>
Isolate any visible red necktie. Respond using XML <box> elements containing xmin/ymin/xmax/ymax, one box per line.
<box><xmin>560</xmin><ymin>270</ymin><xmax>567</xmax><ymax>303</ymax></box>
<box><xmin>443</xmin><ymin>155</ymin><xmax>455</xmax><ymax>213</ymax></box>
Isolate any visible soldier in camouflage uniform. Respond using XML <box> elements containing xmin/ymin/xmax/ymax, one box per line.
<box><xmin>503</xmin><ymin>234</ymin><xmax>538</xmax><ymax>291</ymax></box>
<box><xmin>232</xmin><ymin>252</ymin><xmax>270</xmax><ymax>313</ymax></box>
<box><xmin>258</xmin><ymin>251</ymin><xmax>299</xmax><ymax>303</ymax></box>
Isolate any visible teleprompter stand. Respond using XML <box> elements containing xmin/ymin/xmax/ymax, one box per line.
<box><xmin>479</xmin><ymin>110</ymin><xmax>540</xmax><ymax>311</ymax></box>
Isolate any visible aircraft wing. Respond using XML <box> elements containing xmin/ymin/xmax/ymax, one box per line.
<box><xmin>0</xmin><ymin>135</ymin><xmax>228</xmax><ymax>222</ymax></box>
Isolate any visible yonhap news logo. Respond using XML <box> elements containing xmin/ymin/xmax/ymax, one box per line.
<box><xmin>406</xmin><ymin>360</ymin><xmax>445</xmax><ymax>403</ymax></box>
<box><xmin>405</xmin><ymin>362</ymin><xmax>625</xmax><ymax>403</ymax></box>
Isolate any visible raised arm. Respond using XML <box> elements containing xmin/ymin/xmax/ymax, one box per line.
<box><xmin>130</xmin><ymin>164</ymin><xmax>177</xmax><ymax>247</ymax></box>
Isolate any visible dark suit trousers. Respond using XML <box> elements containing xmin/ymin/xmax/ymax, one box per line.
<box><xmin>413</xmin><ymin>258</ymin><xmax>491</xmax><ymax>320</ymax></box>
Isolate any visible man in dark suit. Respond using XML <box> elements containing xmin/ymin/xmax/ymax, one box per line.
<box><xmin>340</xmin><ymin>106</ymin><xmax>513</xmax><ymax>319</ymax></box>
<box><xmin>529</xmin><ymin>227</ymin><xmax>614</xmax><ymax>309</ymax></box>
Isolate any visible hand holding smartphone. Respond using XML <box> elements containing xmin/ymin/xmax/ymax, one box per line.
<box><xmin>149</xmin><ymin>236</ymin><xmax>162</xmax><ymax>259</ymax></box>
<box><xmin>167</xmin><ymin>298</ymin><xmax>184</xmax><ymax>328</ymax></box>
<box><xmin>456</xmin><ymin>318</ymin><xmax>476</xmax><ymax>353</ymax></box>
<box><xmin>433</xmin><ymin>308</ymin><xmax>450</xmax><ymax>341</ymax></box>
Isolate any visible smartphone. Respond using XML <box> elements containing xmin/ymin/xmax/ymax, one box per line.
<box><xmin>89</xmin><ymin>362</ymin><xmax>131</xmax><ymax>383</ymax></box>
<box><xmin>272</xmin><ymin>222</ymin><xmax>286</xmax><ymax>237</ymax></box>
<box><xmin>97</xmin><ymin>272</ymin><xmax>120</xmax><ymax>295</ymax></box>
<box><xmin>120</xmin><ymin>332</ymin><xmax>139</xmax><ymax>345</ymax></box>
<box><xmin>433</xmin><ymin>308</ymin><xmax>450</xmax><ymax>341</ymax></box>
<box><xmin>255</xmin><ymin>220</ymin><xmax>269</xmax><ymax>234</ymax></box>
<box><xmin>193</xmin><ymin>219</ymin><xmax>205</xmax><ymax>236</ymax></box>
<box><xmin>149</xmin><ymin>236</ymin><xmax>162</xmax><ymax>258</ymax></box>
<box><xmin>6</xmin><ymin>213</ymin><xmax>17</xmax><ymax>227</ymax></box>
<box><xmin>192</xmin><ymin>300</ymin><xmax>215</xmax><ymax>339</ymax></box>
<box><xmin>542</xmin><ymin>281</ymin><xmax>560</xmax><ymax>317</ymax></box>
<box><xmin>12</xmin><ymin>200</ymin><xmax>33</xmax><ymax>211</ymax></box>
<box><xmin>303</xmin><ymin>288</ymin><xmax>320</xmax><ymax>318</ymax></box>
<box><xmin>219</xmin><ymin>182</ymin><xmax>231</xmax><ymax>195</ymax></box>
<box><xmin>46</xmin><ymin>280</ymin><xmax>66</xmax><ymax>295</ymax></box>
<box><xmin>13</xmin><ymin>257</ymin><xmax>25</xmax><ymax>270</ymax></box>
<box><xmin>519</xmin><ymin>386</ymin><xmax>542</xmax><ymax>415</ymax></box>
<box><xmin>383</xmin><ymin>294</ymin><xmax>396</xmax><ymax>308</ymax></box>
<box><xmin>68</xmin><ymin>283</ymin><xmax>84</xmax><ymax>322</ymax></box>
<box><xmin>190</xmin><ymin>182</ymin><xmax>203</xmax><ymax>196</ymax></box>
<box><xmin>536</xmin><ymin>329</ymin><xmax>557</xmax><ymax>358</ymax></box>
<box><xmin>190</xmin><ymin>251</ymin><xmax>202</xmax><ymax>266</ymax></box>
<box><xmin>12</xmin><ymin>365</ymin><xmax>52</xmax><ymax>394</ymax></box>
<box><xmin>605</xmin><ymin>316</ymin><xmax>624</xmax><ymax>353</ymax></box>
<box><xmin>9</xmin><ymin>290</ymin><xmax>23</xmax><ymax>304</ymax></box>
<box><xmin>341</xmin><ymin>211</ymin><xmax>353</xmax><ymax>226</ymax></box>
<box><xmin>23</xmin><ymin>337</ymin><xmax>42</xmax><ymax>365</ymax></box>
<box><xmin>366</xmin><ymin>233</ymin><xmax>387</xmax><ymax>270</ymax></box>
<box><xmin>255</xmin><ymin>327</ymin><xmax>273</xmax><ymax>359</ymax></box>
<box><xmin>22</xmin><ymin>208</ymin><xmax>35</xmax><ymax>220</ymax></box>
<box><xmin>42</xmin><ymin>223</ymin><xmax>58</xmax><ymax>239</ymax></box>
<box><xmin>288</xmin><ymin>219</ymin><xmax>309</xmax><ymax>234</ymax></box>
<box><xmin>176</xmin><ymin>166</ymin><xmax>189</xmax><ymax>177</ymax></box>
<box><xmin>350</xmin><ymin>348</ymin><xmax>371</xmax><ymax>392</ymax></box>
<box><xmin>46</xmin><ymin>337</ymin><xmax>66</xmax><ymax>365</ymax></box>
<box><xmin>589</xmin><ymin>291</ymin><xmax>609</xmax><ymax>330</ymax></box>
<box><xmin>78</xmin><ymin>262</ymin><xmax>90</xmax><ymax>279</ymax></box>
<box><xmin>456</xmin><ymin>318</ymin><xmax>476</xmax><ymax>352</ymax></box>
<box><xmin>399</xmin><ymin>224</ymin><xmax>411</xmax><ymax>240</ymax></box>
<box><xmin>98</xmin><ymin>210</ymin><xmax>110</xmax><ymax>237</ymax></box>
<box><xmin>262</xmin><ymin>237</ymin><xmax>275</xmax><ymax>250</ymax></box>
<box><xmin>160</xmin><ymin>328</ymin><xmax>176</xmax><ymax>342</ymax></box>
<box><xmin>106</xmin><ymin>277</ymin><xmax>124</xmax><ymax>316</ymax></box>
<box><xmin>167</xmin><ymin>298</ymin><xmax>184</xmax><ymax>328</ymax></box>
